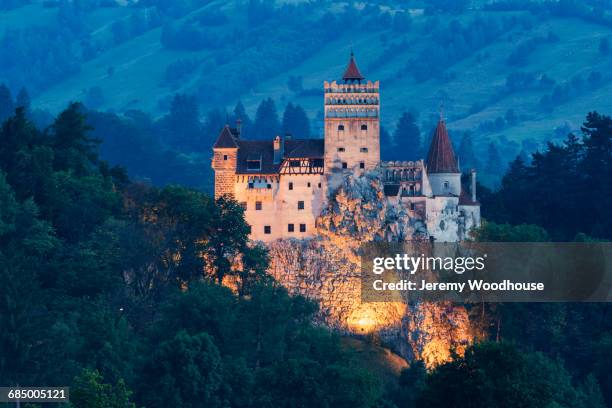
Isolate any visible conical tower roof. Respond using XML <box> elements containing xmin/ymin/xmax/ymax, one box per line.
<box><xmin>426</xmin><ymin>119</ymin><xmax>459</xmax><ymax>173</ymax></box>
<box><xmin>342</xmin><ymin>51</ymin><xmax>365</xmax><ymax>82</ymax></box>
<box><xmin>213</xmin><ymin>125</ymin><xmax>238</xmax><ymax>148</ymax></box>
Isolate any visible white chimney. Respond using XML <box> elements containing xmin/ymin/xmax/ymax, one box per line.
<box><xmin>471</xmin><ymin>169</ymin><xmax>477</xmax><ymax>202</ymax></box>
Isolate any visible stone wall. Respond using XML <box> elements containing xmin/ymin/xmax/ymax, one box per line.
<box><xmin>212</xmin><ymin>149</ymin><xmax>237</xmax><ymax>199</ymax></box>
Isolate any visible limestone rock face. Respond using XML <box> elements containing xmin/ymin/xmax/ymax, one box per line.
<box><xmin>266</xmin><ymin>170</ymin><xmax>476</xmax><ymax>367</ymax></box>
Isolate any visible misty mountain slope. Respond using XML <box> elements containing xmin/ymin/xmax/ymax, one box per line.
<box><xmin>2</xmin><ymin>1</ymin><xmax>611</xmax><ymax>156</ymax></box>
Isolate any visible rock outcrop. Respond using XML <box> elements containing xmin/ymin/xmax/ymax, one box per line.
<box><xmin>267</xmin><ymin>170</ymin><xmax>477</xmax><ymax>367</ymax></box>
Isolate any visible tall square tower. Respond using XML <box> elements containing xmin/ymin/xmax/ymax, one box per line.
<box><xmin>324</xmin><ymin>53</ymin><xmax>380</xmax><ymax>175</ymax></box>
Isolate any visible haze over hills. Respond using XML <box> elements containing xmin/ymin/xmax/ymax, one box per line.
<box><xmin>2</xmin><ymin>0</ymin><xmax>612</xmax><ymax>184</ymax></box>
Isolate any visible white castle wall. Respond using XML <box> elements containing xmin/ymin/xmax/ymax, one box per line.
<box><xmin>237</xmin><ymin>173</ymin><xmax>325</xmax><ymax>242</ymax></box>
<box><xmin>427</xmin><ymin>172</ymin><xmax>462</xmax><ymax>196</ymax></box>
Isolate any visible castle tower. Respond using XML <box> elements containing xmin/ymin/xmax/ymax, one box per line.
<box><xmin>212</xmin><ymin>125</ymin><xmax>239</xmax><ymax>199</ymax></box>
<box><xmin>425</xmin><ymin>118</ymin><xmax>461</xmax><ymax>196</ymax></box>
<box><xmin>324</xmin><ymin>52</ymin><xmax>380</xmax><ymax>175</ymax></box>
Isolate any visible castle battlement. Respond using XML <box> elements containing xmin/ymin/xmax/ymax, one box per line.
<box><xmin>212</xmin><ymin>53</ymin><xmax>480</xmax><ymax>242</ymax></box>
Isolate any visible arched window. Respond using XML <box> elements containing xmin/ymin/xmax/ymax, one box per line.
<box><xmin>338</xmin><ymin>125</ymin><xmax>345</xmax><ymax>131</ymax></box>
<box><xmin>361</xmin><ymin>124</ymin><xmax>368</xmax><ymax>131</ymax></box>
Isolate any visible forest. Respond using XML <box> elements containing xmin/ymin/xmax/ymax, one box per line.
<box><xmin>0</xmin><ymin>97</ymin><xmax>611</xmax><ymax>407</ymax></box>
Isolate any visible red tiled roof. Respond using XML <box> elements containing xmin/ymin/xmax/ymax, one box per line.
<box><xmin>426</xmin><ymin>119</ymin><xmax>459</xmax><ymax>173</ymax></box>
<box><xmin>213</xmin><ymin>125</ymin><xmax>238</xmax><ymax>148</ymax></box>
<box><xmin>342</xmin><ymin>52</ymin><xmax>365</xmax><ymax>81</ymax></box>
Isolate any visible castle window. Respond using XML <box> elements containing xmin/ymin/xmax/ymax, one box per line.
<box><xmin>338</xmin><ymin>125</ymin><xmax>345</xmax><ymax>131</ymax></box>
<box><xmin>361</xmin><ymin>124</ymin><xmax>367</xmax><ymax>131</ymax></box>
<box><xmin>240</xmin><ymin>202</ymin><xmax>247</xmax><ymax>210</ymax></box>
<box><xmin>267</xmin><ymin>183</ymin><xmax>272</xmax><ymax>189</ymax></box>
<box><xmin>410</xmin><ymin>202</ymin><xmax>416</xmax><ymax>211</ymax></box>
<box><xmin>289</xmin><ymin>182</ymin><xmax>293</xmax><ymax>190</ymax></box>
<box><xmin>298</xmin><ymin>201</ymin><xmax>304</xmax><ymax>210</ymax></box>
<box><xmin>318</xmin><ymin>182</ymin><xmax>321</xmax><ymax>188</ymax></box>
<box><xmin>337</xmin><ymin>147</ymin><xmax>345</xmax><ymax>152</ymax></box>
<box><xmin>248</xmin><ymin>182</ymin><xmax>254</xmax><ymax>189</ymax></box>
<box><xmin>439</xmin><ymin>220</ymin><xmax>446</xmax><ymax>231</ymax></box>
<box><xmin>360</xmin><ymin>147</ymin><xmax>368</xmax><ymax>152</ymax></box>
<box><xmin>359</xmin><ymin>162</ymin><xmax>365</xmax><ymax>169</ymax></box>
<box><xmin>299</xmin><ymin>224</ymin><xmax>306</xmax><ymax>232</ymax></box>
<box><xmin>342</xmin><ymin>162</ymin><xmax>348</xmax><ymax>169</ymax></box>
<box><xmin>255</xmin><ymin>201</ymin><xmax>262</xmax><ymax>211</ymax></box>
<box><xmin>264</xmin><ymin>225</ymin><xmax>271</xmax><ymax>234</ymax></box>
<box><xmin>223</xmin><ymin>154</ymin><xmax>228</xmax><ymax>160</ymax></box>
<box><xmin>307</xmin><ymin>182</ymin><xmax>311</xmax><ymax>188</ymax></box>
<box><xmin>443</xmin><ymin>181</ymin><xmax>449</xmax><ymax>190</ymax></box>
<box><xmin>246</xmin><ymin>155</ymin><xmax>262</xmax><ymax>171</ymax></box>
<box><xmin>288</xmin><ymin>223</ymin><xmax>294</xmax><ymax>232</ymax></box>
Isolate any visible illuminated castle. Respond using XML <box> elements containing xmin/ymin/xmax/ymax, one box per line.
<box><xmin>212</xmin><ymin>53</ymin><xmax>480</xmax><ymax>242</ymax></box>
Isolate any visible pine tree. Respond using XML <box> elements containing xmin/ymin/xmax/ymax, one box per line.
<box><xmin>167</xmin><ymin>93</ymin><xmax>201</xmax><ymax>149</ymax></box>
<box><xmin>580</xmin><ymin>111</ymin><xmax>612</xmax><ymax>236</ymax></box>
<box><xmin>282</xmin><ymin>103</ymin><xmax>310</xmax><ymax>138</ymax></box>
<box><xmin>393</xmin><ymin>111</ymin><xmax>421</xmax><ymax>160</ymax></box>
<box><xmin>253</xmin><ymin>98</ymin><xmax>280</xmax><ymax>139</ymax></box>
<box><xmin>50</xmin><ymin>102</ymin><xmax>99</xmax><ymax>175</ymax></box>
<box><xmin>0</xmin><ymin>84</ymin><xmax>14</xmax><ymax>123</ymax></box>
<box><xmin>15</xmin><ymin>87</ymin><xmax>30</xmax><ymax>112</ymax></box>
<box><xmin>203</xmin><ymin>108</ymin><xmax>227</xmax><ymax>144</ymax></box>
<box><xmin>231</xmin><ymin>100</ymin><xmax>252</xmax><ymax>137</ymax></box>
<box><xmin>497</xmin><ymin>155</ymin><xmax>531</xmax><ymax>224</ymax></box>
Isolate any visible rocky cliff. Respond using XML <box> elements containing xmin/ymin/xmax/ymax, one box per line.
<box><xmin>267</xmin><ymin>170</ymin><xmax>479</xmax><ymax>367</ymax></box>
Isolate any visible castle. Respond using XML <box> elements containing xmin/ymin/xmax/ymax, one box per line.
<box><xmin>212</xmin><ymin>53</ymin><xmax>480</xmax><ymax>242</ymax></box>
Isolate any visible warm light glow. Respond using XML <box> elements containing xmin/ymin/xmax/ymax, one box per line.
<box><xmin>347</xmin><ymin>303</ymin><xmax>406</xmax><ymax>334</ymax></box>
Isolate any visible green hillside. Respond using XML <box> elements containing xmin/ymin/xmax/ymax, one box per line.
<box><xmin>3</xmin><ymin>0</ymin><xmax>612</xmax><ymax>168</ymax></box>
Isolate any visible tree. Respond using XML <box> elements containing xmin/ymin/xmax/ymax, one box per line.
<box><xmin>0</xmin><ymin>83</ymin><xmax>14</xmax><ymax>123</ymax></box>
<box><xmin>205</xmin><ymin>196</ymin><xmax>250</xmax><ymax>284</ymax></box>
<box><xmin>49</xmin><ymin>102</ymin><xmax>100</xmax><ymax>175</ymax></box>
<box><xmin>580</xmin><ymin>112</ymin><xmax>612</xmax><ymax>237</ymax></box>
<box><xmin>0</xmin><ymin>172</ymin><xmax>57</xmax><ymax>387</ymax></box>
<box><xmin>139</xmin><ymin>331</ymin><xmax>224</xmax><ymax>408</ymax></box>
<box><xmin>253</xmin><ymin>98</ymin><xmax>280</xmax><ymax>139</ymax></box>
<box><xmin>0</xmin><ymin>107</ymin><xmax>53</xmax><ymax>201</ymax></box>
<box><xmin>418</xmin><ymin>342</ymin><xmax>582</xmax><ymax>408</ymax></box>
<box><xmin>230</xmin><ymin>100</ymin><xmax>252</xmax><ymax>137</ymax></box>
<box><xmin>393</xmin><ymin>111</ymin><xmax>421</xmax><ymax>160</ymax></box>
<box><xmin>15</xmin><ymin>86</ymin><xmax>31</xmax><ymax>112</ymax></box>
<box><xmin>236</xmin><ymin>243</ymin><xmax>271</xmax><ymax>297</ymax></box>
<box><xmin>472</xmin><ymin>221</ymin><xmax>548</xmax><ymax>242</ymax></box>
<box><xmin>166</xmin><ymin>93</ymin><xmax>202</xmax><ymax>149</ymax></box>
<box><xmin>203</xmin><ymin>108</ymin><xmax>227</xmax><ymax>145</ymax></box>
<box><xmin>282</xmin><ymin>102</ymin><xmax>310</xmax><ymax>138</ymax></box>
<box><xmin>71</xmin><ymin>369</ymin><xmax>136</xmax><ymax>408</ymax></box>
